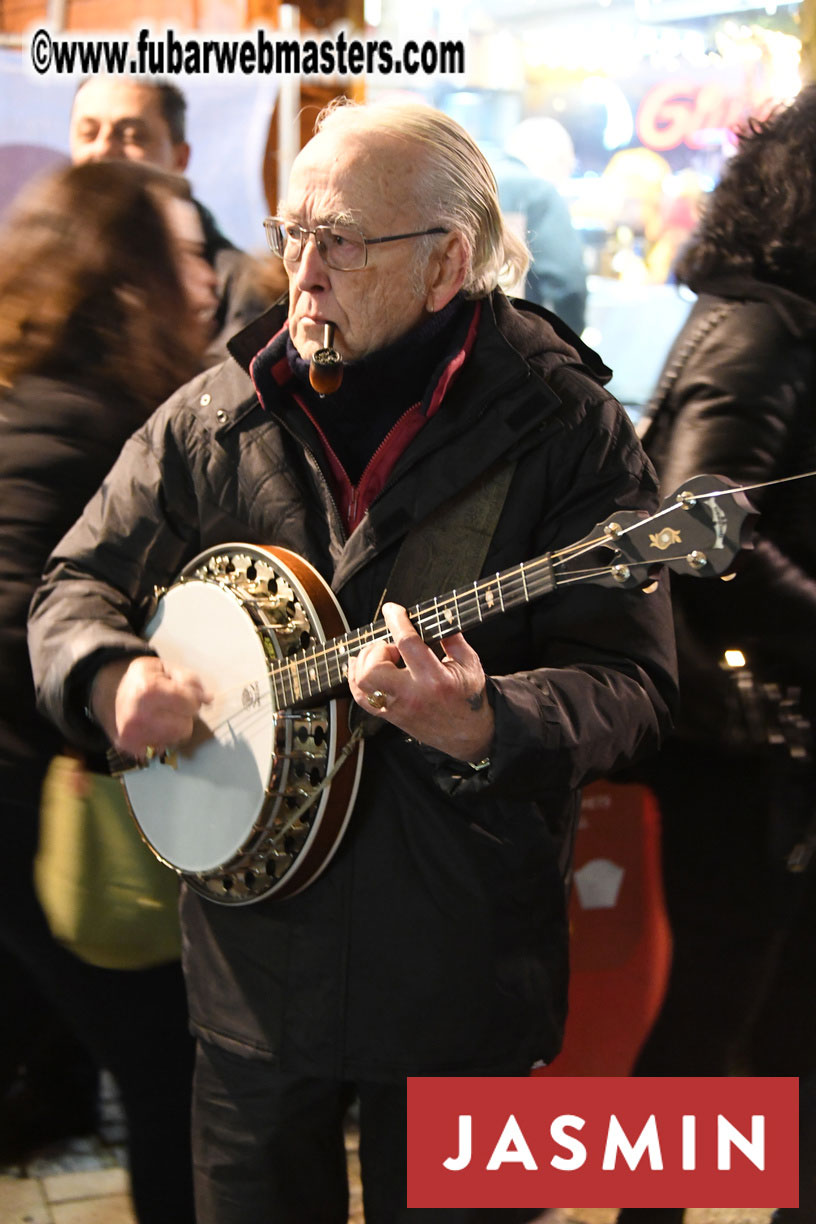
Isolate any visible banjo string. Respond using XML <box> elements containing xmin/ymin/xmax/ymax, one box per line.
<box><xmin>191</xmin><ymin>539</ymin><xmax>728</xmax><ymax>730</ymax></box>
<box><xmin>171</xmin><ymin>470</ymin><xmax>816</xmax><ymax>730</ymax></box>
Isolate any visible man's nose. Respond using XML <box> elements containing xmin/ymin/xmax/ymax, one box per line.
<box><xmin>292</xmin><ymin>232</ymin><xmax>330</xmax><ymax>288</ymax></box>
<box><xmin>87</xmin><ymin>128</ymin><xmax>123</xmax><ymax>161</ymax></box>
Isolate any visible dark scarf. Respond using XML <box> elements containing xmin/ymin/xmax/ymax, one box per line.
<box><xmin>285</xmin><ymin>295</ymin><xmax>471</xmax><ymax>484</ymax></box>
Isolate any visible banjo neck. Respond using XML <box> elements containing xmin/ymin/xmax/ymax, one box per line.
<box><xmin>268</xmin><ymin>472</ymin><xmax>755</xmax><ymax>713</ymax></box>
<box><xmin>269</xmin><ymin>554</ymin><xmax>555</xmax><ymax>712</ymax></box>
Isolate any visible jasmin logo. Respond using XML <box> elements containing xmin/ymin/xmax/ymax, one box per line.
<box><xmin>443</xmin><ymin>1110</ymin><xmax>765</xmax><ymax>1172</ymax></box>
<box><xmin>407</xmin><ymin>1076</ymin><xmax>798</xmax><ymax>1209</ymax></box>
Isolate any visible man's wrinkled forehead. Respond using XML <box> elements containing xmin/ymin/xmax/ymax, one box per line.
<box><xmin>284</xmin><ymin>126</ymin><xmax>418</xmax><ymax>228</ymax></box>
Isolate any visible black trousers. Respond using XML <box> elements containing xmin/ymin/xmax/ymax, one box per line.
<box><xmin>619</xmin><ymin>743</ymin><xmax>816</xmax><ymax>1223</ymax></box>
<box><xmin>192</xmin><ymin>1040</ymin><xmax>543</xmax><ymax>1223</ymax></box>
<box><xmin>633</xmin><ymin>743</ymin><xmax>803</xmax><ymax>1077</ymax></box>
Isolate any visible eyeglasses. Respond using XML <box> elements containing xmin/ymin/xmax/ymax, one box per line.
<box><xmin>263</xmin><ymin>216</ymin><xmax>448</xmax><ymax>272</ymax></box>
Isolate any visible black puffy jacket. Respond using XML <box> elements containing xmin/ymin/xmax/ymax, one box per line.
<box><xmin>0</xmin><ymin>374</ymin><xmax>149</xmax><ymax>781</ymax></box>
<box><xmin>640</xmin><ymin>274</ymin><xmax>816</xmax><ymax>744</ymax></box>
<box><xmin>29</xmin><ymin>292</ymin><xmax>676</xmax><ymax>1078</ymax></box>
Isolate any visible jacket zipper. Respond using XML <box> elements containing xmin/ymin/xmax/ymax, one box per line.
<box><xmin>347</xmin><ymin>400</ymin><xmax>422</xmax><ymax>529</ymax></box>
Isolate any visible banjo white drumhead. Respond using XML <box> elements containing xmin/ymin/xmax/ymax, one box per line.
<box><xmin>123</xmin><ymin>579</ymin><xmax>277</xmax><ymax>874</ymax></box>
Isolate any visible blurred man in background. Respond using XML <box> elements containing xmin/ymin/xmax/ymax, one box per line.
<box><xmin>489</xmin><ymin>116</ymin><xmax>587</xmax><ymax>335</ymax></box>
<box><xmin>70</xmin><ymin>76</ymin><xmax>280</xmax><ymax>362</ymax></box>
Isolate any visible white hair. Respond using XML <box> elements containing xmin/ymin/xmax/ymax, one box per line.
<box><xmin>313</xmin><ymin>99</ymin><xmax>530</xmax><ymax>298</ymax></box>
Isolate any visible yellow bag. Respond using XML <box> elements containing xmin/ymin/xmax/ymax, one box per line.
<box><xmin>35</xmin><ymin>754</ymin><xmax>181</xmax><ymax>970</ymax></box>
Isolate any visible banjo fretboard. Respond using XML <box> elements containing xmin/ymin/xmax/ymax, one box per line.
<box><xmin>267</xmin><ymin>554</ymin><xmax>558</xmax><ymax>711</ymax></box>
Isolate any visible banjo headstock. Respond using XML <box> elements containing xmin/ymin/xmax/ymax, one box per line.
<box><xmin>565</xmin><ymin>474</ymin><xmax>757</xmax><ymax>590</ymax></box>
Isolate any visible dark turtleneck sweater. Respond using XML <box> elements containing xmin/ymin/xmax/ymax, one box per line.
<box><xmin>284</xmin><ymin>295</ymin><xmax>473</xmax><ymax>484</ymax></box>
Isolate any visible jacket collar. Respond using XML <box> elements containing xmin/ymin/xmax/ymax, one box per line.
<box><xmin>221</xmin><ymin>290</ymin><xmax>589</xmax><ymax>478</ymax></box>
<box><xmin>227</xmin><ymin>301</ymin><xmax>290</xmax><ymax>372</ymax></box>
<box><xmin>691</xmin><ymin>274</ymin><xmax>816</xmax><ymax>339</ymax></box>
<box><xmin>225</xmin><ymin>290</ymin><xmax>611</xmax><ymax>383</ymax></box>
<box><xmin>493</xmin><ymin>293</ymin><xmax>612</xmax><ymax>382</ymax></box>
<box><xmin>220</xmin><ymin>290</ymin><xmax>608</xmax><ymax>594</ymax></box>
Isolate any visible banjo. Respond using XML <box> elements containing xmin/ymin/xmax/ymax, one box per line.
<box><xmin>113</xmin><ymin>475</ymin><xmax>753</xmax><ymax>906</ymax></box>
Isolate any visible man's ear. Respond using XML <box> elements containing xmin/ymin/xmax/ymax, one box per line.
<box><xmin>424</xmin><ymin>231</ymin><xmax>468</xmax><ymax>313</ymax></box>
<box><xmin>172</xmin><ymin>141</ymin><xmax>191</xmax><ymax>173</ymax></box>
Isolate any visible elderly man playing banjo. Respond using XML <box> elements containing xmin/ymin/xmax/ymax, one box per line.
<box><xmin>29</xmin><ymin>100</ymin><xmax>677</xmax><ymax>1222</ymax></box>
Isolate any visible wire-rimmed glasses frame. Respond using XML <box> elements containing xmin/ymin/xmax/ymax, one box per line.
<box><xmin>263</xmin><ymin>216</ymin><xmax>448</xmax><ymax>271</ymax></box>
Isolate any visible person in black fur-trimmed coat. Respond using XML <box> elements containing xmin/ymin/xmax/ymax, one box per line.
<box><xmin>618</xmin><ymin>86</ymin><xmax>816</xmax><ymax>1224</ymax></box>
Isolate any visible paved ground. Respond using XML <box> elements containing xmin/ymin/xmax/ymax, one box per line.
<box><xmin>0</xmin><ymin>1073</ymin><xmax>777</xmax><ymax>1224</ymax></box>
<box><xmin>0</xmin><ymin>1135</ymin><xmax>364</xmax><ymax>1223</ymax></box>
<box><xmin>0</xmin><ymin>1125</ymin><xmax>775</xmax><ymax>1224</ymax></box>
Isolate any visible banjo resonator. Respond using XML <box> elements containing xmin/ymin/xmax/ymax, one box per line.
<box><xmin>117</xmin><ymin>544</ymin><xmax>364</xmax><ymax>905</ymax></box>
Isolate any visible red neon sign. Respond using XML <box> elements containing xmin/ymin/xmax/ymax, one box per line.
<box><xmin>636</xmin><ymin>80</ymin><xmax>777</xmax><ymax>151</ymax></box>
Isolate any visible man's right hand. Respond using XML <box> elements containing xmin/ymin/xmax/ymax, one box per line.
<box><xmin>89</xmin><ymin>656</ymin><xmax>212</xmax><ymax>759</ymax></box>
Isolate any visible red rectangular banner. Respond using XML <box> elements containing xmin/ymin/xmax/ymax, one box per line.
<box><xmin>406</xmin><ymin>1077</ymin><xmax>798</xmax><ymax>1209</ymax></box>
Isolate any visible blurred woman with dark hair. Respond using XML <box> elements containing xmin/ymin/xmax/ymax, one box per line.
<box><xmin>0</xmin><ymin>158</ymin><xmax>216</xmax><ymax>1223</ymax></box>
<box><xmin>619</xmin><ymin>86</ymin><xmax>816</xmax><ymax>1224</ymax></box>
<box><xmin>0</xmin><ymin>158</ymin><xmax>214</xmax><ymax>399</ymax></box>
